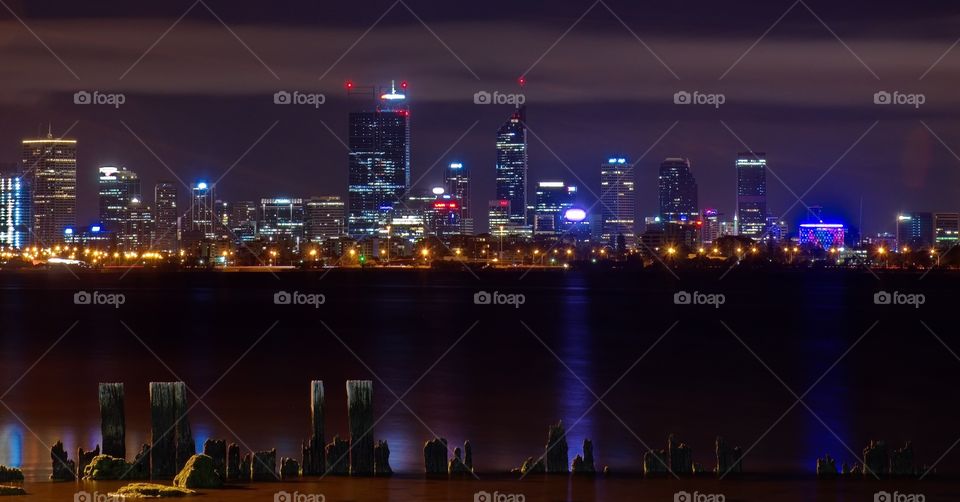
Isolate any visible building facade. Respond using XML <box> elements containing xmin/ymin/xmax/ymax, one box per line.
<box><xmin>445</xmin><ymin>162</ymin><xmax>471</xmax><ymax>235</ymax></box>
<box><xmin>347</xmin><ymin>81</ymin><xmax>411</xmax><ymax>238</ymax></box>
<box><xmin>153</xmin><ymin>181</ymin><xmax>179</xmax><ymax>252</ymax></box>
<box><xmin>658</xmin><ymin>157</ymin><xmax>698</xmax><ymax>222</ymax></box>
<box><xmin>0</xmin><ymin>164</ymin><xmax>29</xmax><ymax>249</ymax></box>
<box><xmin>494</xmin><ymin>106</ymin><xmax>528</xmax><ymax>230</ymax></box>
<box><xmin>600</xmin><ymin>156</ymin><xmax>636</xmax><ymax>246</ymax></box>
<box><xmin>23</xmin><ymin>134</ymin><xmax>77</xmax><ymax>246</ymax></box>
<box><xmin>98</xmin><ymin>166</ymin><xmax>140</xmax><ymax>237</ymax></box>
<box><xmin>736</xmin><ymin>151</ymin><xmax>768</xmax><ymax>238</ymax></box>
<box><xmin>533</xmin><ymin>181</ymin><xmax>577</xmax><ymax>235</ymax></box>
<box><xmin>305</xmin><ymin>196</ymin><xmax>345</xmax><ymax>242</ymax></box>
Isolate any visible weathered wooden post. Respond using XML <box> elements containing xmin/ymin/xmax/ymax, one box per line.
<box><xmin>203</xmin><ymin>439</ymin><xmax>227</xmax><ymax>481</ymax></box>
<box><xmin>891</xmin><ymin>442</ymin><xmax>915</xmax><ymax>476</ymax></box>
<box><xmin>150</xmin><ymin>382</ymin><xmax>177</xmax><ymax>478</ymax></box>
<box><xmin>98</xmin><ymin>383</ymin><xmax>125</xmax><ymax>458</ymax></box>
<box><xmin>251</xmin><ymin>449</ymin><xmax>278</xmax><ymax>481</ymax></box>
<box><xmin>50</xmin><ymin>441</ymin><xmax>76</xmax><ymax>480</ymax></box>
<box><xmin>424</xmin><ymin>438</ymin><xmax>448</xmax><ymax>475</ymax></box>
<box><xmin>374</xmin><ymin>440</ymin><xmax>392</xmax><ymax>475</ymax></box>
<box><xmin>173</xmin><ymin>382</ymin><xmax>195</xmax><ymax>470</ymax></box>
<box><xmin>715</xmin><ymin>436</ymin><xmax>743</xmax><ymax>475</ymax></box>
<box><xmin>77</xmin><ymin>445</ymin><xmax>100</xmax><ymax>478</ymax></box>
<box><xmin>226</xmin><ymin>443</ymin><xmax>241</xmax><ymax>481</ymax></box>
<box><xmin>301</xmin><ymin>380</ymin><xmax>325</xmax><ymax>476</ymax></box>
<box><xmin>324</xmin><ymin>436</ymin><xmax>350</xmax><ymax>475</ymax></box>
<box><xmin>643</xmin><ymin>449</ymin><xmax>669</xmax><ymax>476</ymax></box>
<box><xmin>545</xmin><ymin>422</ymin><xmax>569</xmax><ymax>474</ymax></box>
<box><xmin>346</xmin><ymin>380</ymin><xmax>374</xmax><ymax>475</ymax></box>
<box><xmin>668</xmin><ymin>434</ymin><xmax>693</xmax><ymax>474</ymax></box>
<box><xmin>571</xmin><ymin>438</ymin><xmax>595</xmax><ymax>474</ymax></box>
<box><xmin>863</xmin><ymin>440</ymin><xmax>889</xmax><ymax>477</ymax></box>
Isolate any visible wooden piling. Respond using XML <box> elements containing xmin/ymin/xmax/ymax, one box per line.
<box><xmin>50</xmin><ymin>441</ymin><xmax>76</xmax><ymax>481</ymax></box>
<box><xmin>374</xmin><ymin>440</ymin><xmax>392</xmax><ymax>476</ymax></box>
<box><xmin>423</xmin><ymin>438</ymin><xmax>448</xmax><ymax>475</ymax></box>
<box><xmin>77</xmin><ymin>445</ymin><xmax>100</xmax><ymax>479</ymax></box>
<box><xmin>226</xmin><ymin>443</ymin><xmax>241</xmax><ymax>481</ymax></box>
<box><xmin>251</xmin><ymin>449</ymin><xmax>278</xmax><ymax>481</ymax></box>
<box><xmin>668</xmin><ymin>434</ymin><xmax>693</xmax><ymax>474</ymax></box>
<box><xmin>203</xmin><ymin>439</ymin><xmax>227</xmax><ymax>482</ymax></box>
<box><xmin>172</xmin><ymin>382</ymin><xmax>195</xmax><ymax>471</ymax></box>
<box><xmin>346</xmin><ymin>380</ymin><xmax>374</xmax><ymax>475</ymax></box>
<box><xmin>545</xmin><ymin>421</ymin><xmax>569</xmax><ymax>474</ymax></box>
<box><xmin>98</xmin><ymin>383</ymin><xmax>125</xmax><ymax>459</ymax></box>
<box><xmin>301</xmin><ymin>380</ymin><xmax>325</xmax><ymax>476</ymax></box>
<box><xmin>324</xmin><ymin>435</ymin><xmax>350</xmax><ymax>475</ymax></box>
<box><xmin>149</xmin><ymin>382</ymin><xmax>177</xmax><ymax>478</ymax></box>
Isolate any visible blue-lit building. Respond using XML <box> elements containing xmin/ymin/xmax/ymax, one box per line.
<box><xmin>658</xmin><ymin>157</ymin><xmax>698</xmax><ymax>222</ymax></box>
<box><xmin>736</xmin><ymin>151</ymin><xmax>768</xmax><ymax>238</ymax></box>
<box><xmin>347</xmin><ymin>80</ymin><xmax>411</xmax><ymax>238</ymax></box>
<box><xmin>600</xmin><ymin>156</ymin><xmax>636</xmax><ymax>246</ymax></box>
<box><xmin>798</xmin><ymin>223</ymin><xmax>846</xmax><ymax>249</ymax></box>
<box><xmin>0</xmin><ymin>165</ymin><xmax>30</xmax><ymax>249</ymax></box>
<box><xmin>896</xmin><ymin>212</ymin><xmax>934</xmax><ymax>249</ymax></box>
<box><xmin>494</xmin><ymin>106</ymin><xmax>528</xmax><ymax>231</ymax></box>
<box><xmin>533</xmin><ymin>180</ymin><xmax>577</xmax><ymax>235</ymax></box>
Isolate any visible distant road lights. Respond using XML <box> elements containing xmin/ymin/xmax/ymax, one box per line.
<box><xmin>666</xmin><ymin>247</ymin><xmax>676</xmax><ymax>256</ymax></box>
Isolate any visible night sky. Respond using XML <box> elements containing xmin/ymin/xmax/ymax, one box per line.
<box><xmin>1</xmin><ymin>0</ymin><xmax>959</xmax><ymax>235</ymax></box>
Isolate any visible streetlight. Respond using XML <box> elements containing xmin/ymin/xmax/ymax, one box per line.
<box><xmin>385</xmin><ymin>225</ymin><xmax>392</xmax><ymax>263</ymax></box>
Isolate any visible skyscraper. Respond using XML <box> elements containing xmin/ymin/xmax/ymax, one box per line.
<box><xmin>189</xmin><ymin>181</ymin><xmax>215</xmax><ymax>240</ymax></box>
<box><xmin>600</xmin><ymin>156</ymin><xmax>636</xmax><ymax>246</ymax></box>
<box><xmin>23</xmin><ymin>131</ymin><xmax>76</xmax><ymax>246</ymax></box>
<box><xmin>494</xmin><ymin>106</ymin><xmax>528</xmax><ymax>230</ymax></box>
<box><xmin>934</xmin><ymin>212</ymin><xmax>959</xmax><ymax>248</ymax></box>
<box><xmin>125</xmin><ymin>197</ymin><xmax>154</xmax><ymax>250</ymax></box>
<box><xmin>896</xmin><ymin>212</ymin><xmax>934</xmax><ymax>249</ymax></box>
<box><xmin>154</xmin><ymin>181</ymin><xmax>179</xmax><ymax>252</ymax></box>
<box><xmin>98</xmin><ymin>166</ymin><xmax>141</xmax><ymax>236</ymax></box>
<box><xmin>0</xmin><ymin>164</ymin><xmax>30</xmax><ymax>249</ymax></box>
<box><xmin>533</xmin><ymin>181</ymin><xmax>577</xmax><ymax>235</ymax></box>
<box><xmin>305</xmin><ymin>196</ymin><xmax>345</xmax><ymax>242</ymax></box>
<box><xmin>347</xmin><ymin>80</ymin><xmax>411</xmax><ymax>238</ymax></box>
<box><xmin>445</xmin><ymin>161</ymin><xmax>472</xmax><ymax>235</ymax></box>
<box><xmin>658</xmin><ymin>157</ymin><xmax>698</xmax><ymax>222</ymax></box>
<box><xmin>736</xmin><ymin>151</ymin><xmax>768</xmax><ymax>237</ymax></box>
<box><xmin>230</xmin><ymin>201</ymin><xmax>257</xmax><ymax>242</ymax></box>
<box><xmin>258</xmin><ymin>198</ymin><xmax>305</xmax><ymax>243</ymax></box>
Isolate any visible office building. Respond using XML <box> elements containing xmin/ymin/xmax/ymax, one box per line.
<box><xmin>98</xmin><ymin>166</ymin><xmax>140</xmax><ymax>236</ymax></box>
<box><xmin>305</xmin><ymin>196</ymin><xmax>345</xmax><ymax>242</ymax></box>
<box><xmin>896</xmin><ymin>212</ymin><xmax>934</xmax><ymax>249</ymax></box>
<box><xmin>736</xmin><ymin>151</ymin><xmax>767</xmax><ymax>238</ymax></box>
<box><xmin>153</xmin><ymin>181</ymin><xmax>179</xmax><ymax>252</ymax></box>
<box><xmin>230</xmin><ymin>201</ymin><xmax>257</xmax><ymax>242</ymax></box>
<box><xmin>494</xmin><ymin>106</ymin><xmax>528</xmax><ymax>230</ymax></box>
<box><xmin>934</xmin><ymin>212</ymin><xmax>959</xmax><ymax>248</ymax></box>
<box><xmin>189</xmin><ymin>181</ymin><xmax>215</xmax><ymax>240</ymax></box>
<box><xmin>445</xmin><ymin>161</ymin><xmax>472</xmax><ymax>235</ymax></box>
<box><xmin>798</xmin><ymin>223</ymin><xmax>846</xmax><ymax>249</ymax></box>
<box><xmin>258</xmin><ymin>197</ymin><xmax>304</xmax><ymax>242</ymax></box>
<box><xmin>125</xmin><ymin>197</ymin><xmax>154</xmax><ymax>249</ymax></box>
<box><xmin>533</xmin><ymin>180</ymin><xmax>577</xmax><ymax>235</ymax></box>
<box><xmin>658</xmin><ymin>157</ymin><xmax>698</xmax><ymax>222</ymax></box>
<box><xmin>347</xmin><ymin>80</ymin><xmax>411</xmax><ymax>238</ymax></box>
<box><xmin>23</xmin><ymin>131</ymin><xmax>76</xmax><ymax>246</ymax></box>
<box><xmin>600</xmin><ymin>156</ymin><xmax>636</xmax><ymax>246</ymax></box>
<box><xmin>0</xmin><ymin>164</ymin><xmax>29</xmax><ymax>249</ymax></box>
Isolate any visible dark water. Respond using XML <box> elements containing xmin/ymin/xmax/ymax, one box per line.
<box><xmin>0</xmin><ymin>266</ymin><xmax>958</xmax><ymax>500</ymax></box>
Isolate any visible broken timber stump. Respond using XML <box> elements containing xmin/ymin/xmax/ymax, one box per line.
<box><xmin>301</xmin><ymin>380</ymin><xmax>326</xmax><ymax>476</ymax></box>
<box><xmin>346</xmin><ymin>380</ymin><xmax>374</xmax><ymax>476</ymax></box>
<box><xmin>98</xmin><ymin>383</ymin><xmax>125</xmax><ymax>459</ymax></box>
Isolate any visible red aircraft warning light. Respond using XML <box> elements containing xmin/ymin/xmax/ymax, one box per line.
<box><xmin>518</xmin><ymin>76</ymin><xmax>526</xmax><ymax>87</ymax></box>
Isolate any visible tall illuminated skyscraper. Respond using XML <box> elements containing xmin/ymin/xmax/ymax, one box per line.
<box><xmin>0</xmin><ymin>164</ymin><xmax>29</xmax><ymax>249</ymax></box>
<box><xmin>22</xmin><ymin>130</ymin><xmax>76</xmax><ymax>245</ymax></box>
<box><xmin>494</xmin><ymin>106</ymin><xmax>527</xmax><ymax>230</ymax></box>
<box><xmin>154</xmin><ymin>181</ymin><xmax>179</xmax><ymax>252</ymax></box>
<box><xmin>445</xmin><ymin>161</ymin><xmax>472</xmax><ymax>235</ymax></box>
<box><xmin>533</xmin><ymin>180</ymin><xmax>577</xmax><ymax>235</ymax></box>
<box><xmin>305</xmin><ymin>196</ymin><xmax>345</xmax><ymax>242</ymax></box>
<box><xmin>98</xmin><ymin>166</ymin><xmax>140</xmax><ymax>235</ymax></box>
<box><xmin>658</xmin><ymin>157</ymin><xmax>698</xmax><ymax>222</ymax></box>
<box><xmin>189</xmin><ymin>181</ymin><xmax>215</xmax><ymax>240</ymax></box>
<box><xmin>347</xmin><ymin>80</ymin><xmax>410</xmax><ymax>238</ymax></box>
<box><xmin>736</xmin><ymin>151</ymin><xmax>768</xmax><ymax>237</ymax></box>
<box><xmin>600</xmin><ymin>156</ymin><xmax>635</xmax><ymax>246</ymax></box>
